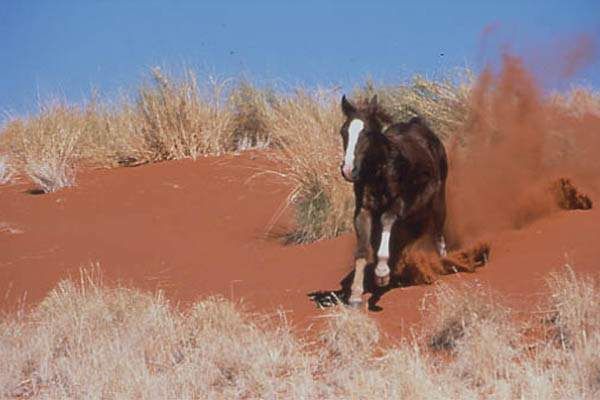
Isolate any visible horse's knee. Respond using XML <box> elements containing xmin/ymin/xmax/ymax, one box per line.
<box><xmin>354</xmin><ymin>246</ymin><xmax>372</xmax><ymax>262</ymax></box>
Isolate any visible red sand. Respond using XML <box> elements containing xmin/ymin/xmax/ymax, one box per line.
<box><xmin>1</xmin><ymin>152</ymin><xmax>598</xmax><ymax>338</ymax></box>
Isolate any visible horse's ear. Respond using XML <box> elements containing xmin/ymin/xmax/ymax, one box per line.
<box><xmin>341</xmin><ymin>95</ymin><xmax>356</xmax><ymax>117</ymax></box>
<box><xmin>368</xmin><ymin>94</ymin><xmax>392</xmax><ymax>125</ymax></box>
<box><xmin>368</xmin><ymin>95</ymin><xmax>378</xmax><ymax>112</ymax></box>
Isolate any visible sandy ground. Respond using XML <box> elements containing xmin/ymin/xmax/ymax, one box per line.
<box><xmin>1</xmin><ymin>152</ymin><xmax>598</xmax><ymax>338</ymax></box>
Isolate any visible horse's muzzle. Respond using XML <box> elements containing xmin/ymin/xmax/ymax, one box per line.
<box><xmin>341</xmin><ymin>164</ymin><xmax>358</xmax><ymax>182</ymax></box>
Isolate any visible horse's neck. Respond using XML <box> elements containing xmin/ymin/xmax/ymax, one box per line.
<box><xmin>369</xmin><ymin>143</ymin><xmax>408</xmax><ymax>192</ymax></box>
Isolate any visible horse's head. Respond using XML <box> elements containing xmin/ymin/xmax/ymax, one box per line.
<box><xmin>339</xmin><ymin>94</ymin><xmax>390</xmax><ymax>182</ymax></box>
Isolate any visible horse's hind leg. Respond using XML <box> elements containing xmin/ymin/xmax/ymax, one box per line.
<box><xmin>436</xmin><ymin>234</ymin><xmax>447</xmax><ymax>257</ymax></box>
<box><xmin>432</xmin><ymin>190</ymin><xmax>447</xmax><ymax>257</ymax></box>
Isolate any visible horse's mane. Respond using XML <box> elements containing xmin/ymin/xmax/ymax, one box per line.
<box><xmin>354</xmin><ymin>97</ymin><xmax>395</xmax><ymax>126</ymax></box>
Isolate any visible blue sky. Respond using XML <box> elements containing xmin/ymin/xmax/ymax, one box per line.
<box><xmin>1</xmin><ymin>1</ymin><xmax>599</xmax><ymax>115</ymax></box>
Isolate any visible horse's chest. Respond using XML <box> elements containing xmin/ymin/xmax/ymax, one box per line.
<box><xmin>362</xmin><ymin>184</ymin><xmax>397</xmax><ymax>210</ymax></box>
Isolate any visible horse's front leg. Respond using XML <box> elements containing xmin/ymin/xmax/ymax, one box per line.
<box><xmin>348</xmin><ymin>208</ymin><xmax>373</xmax><ymax>308</ymax></box>
<box><xmin>374</xmin><ymin>212</ymin><xmax>397</xmax><ymax>287</ymax></box>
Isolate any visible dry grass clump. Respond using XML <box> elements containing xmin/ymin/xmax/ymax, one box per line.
<box><xmin>265</xmin><ymin>89</ymin><xmax>353</xmax><ymax>243</ymax></box>
<box><xmin>228</xmin><ymin>79</ymin><xmax>279</xmax><ymax>150</ymax></box>
<box><xmin>423</xmin><ymin>281</ymin><xmax>507</xmax><ymax>351</ymax></box>
<box><xmin>522</xmin><ymin>267</ymin><xmax>600</xmax><ymax>399</ymax></box>
<box><xmin>2</xmin><ymin>103</ymin><xmax>83</xmax><ymax>192</ymax></box>
<box><xmin>318</xmin><ymin>304</ymin><xmax>379</xmax><ymax>364</ymax></box>
<box><xmin>308</xmin><ymin>303</ymin><xmax>450</xmax><ymax>398</ymax></box>
<box><xmin>137</xmin><ymin>68</ymin><xmax>234</xmax><ymax>161</ymax></box>
<box><xmin>73</xmin><ymin>97</ymin><xmax>147</xmax><ymax>167</ymax></box>
<box><xmin>25</xmin><ymin>160</ymin><xmax>76</xmax><ymax>193</ymax></box>
<box><xmin>315</xmin><ymin>307</ymin><xmax>455</xmax><ymax>399</ymax></box>
<box><xmin>550</xmin><ymin>86</ymin><xmax>600</xmax><ymax>117</ymax></box>
<box><xmin>545</xmin><ymin>265</ymin><xmax>600</xmax><ymax>350</ymax></box>
<box><xmin>434</xmin><ymin>290</ymin><xmax>521</xmax><ymax>396</ymax></box>
<box><xmin>0</xmin><ymin>155</ymin><xmax>14</xmax><ymax>185</ymax></box>
<box><xmin>0</xmin><ymin>98</ymin><xmax>146</xmax><ymax>172</ymax></box>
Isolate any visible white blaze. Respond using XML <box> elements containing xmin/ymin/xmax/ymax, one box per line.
<box><xmin>342</xmin><ymin>119</ymin><xmax>364</xmax><ymax>177</ymax></box>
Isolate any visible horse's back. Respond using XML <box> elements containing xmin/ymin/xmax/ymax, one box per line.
<box><xmin>386</xmin><ymin>117</ymin><xmax>448</xmax><ymax>181</ymax></box>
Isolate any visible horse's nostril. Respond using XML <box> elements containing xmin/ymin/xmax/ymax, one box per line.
<box><xmin>351</xmin><ymin>167</ymin><xmax>359</xmax><ymax>180</ymax></box>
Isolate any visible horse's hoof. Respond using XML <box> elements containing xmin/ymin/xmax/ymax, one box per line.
<box><xmin>348</xmin><ymin>299</ymin><xmax>364</xmax><ymax>309</ymax></box>
<box><xmin>375</xmin><ymin>274</ymin><xmax>390</xmax><ymax>287</ymax></box>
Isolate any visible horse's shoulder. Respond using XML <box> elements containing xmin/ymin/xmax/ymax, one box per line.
<box><xmin>384</xmin><ymin>122</ymin><xmax>421</xmax><ymax>149</ymax></box>
<box><xmin>384</xmin><ymin>116</ymin><xmax>425</xmax><ymax>136</ymax></box>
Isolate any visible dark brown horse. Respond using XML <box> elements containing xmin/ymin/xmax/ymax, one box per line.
<box><xmin>340</xmin><ymin>95</ymin><xmax>448</xmax><ymax>307</ymax></box>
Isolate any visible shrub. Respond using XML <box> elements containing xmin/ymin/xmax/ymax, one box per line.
<box><xmin>4</xmin><ymin>103</ymin><xmax>81</xmax><ymax>192</ymax></box>
<box><xmin>136</xmin><ymin>68</ymin><xmax>234</xmax><ymax>160</ymax></box>
<box><xmin>0</xmin><ymin>155</ymin><xmax>14</xmax><ymax>185</ymax></box>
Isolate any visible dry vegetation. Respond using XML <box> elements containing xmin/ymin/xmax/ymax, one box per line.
<box><xmin>551</xmin><ymin>86</ymin><xmax>600</xmax><ymax>117</ymax></box>
<box><xmin>1</xmin><ymin>67</ymin><xmax>598</xmax><ymax>240</ymax></box>
<box><xmin>0</xmin><ymin>155</ymin><xmax>14</xmax><ymax>185</ymax></box>
<box><xmin>352</xmin><ymin>72</ymin><xmax>472</xmax><ymax>141</ymax></box>
<box><xmin>261</xmin><ymin>89</ymin><xmax>352</xmax><ymax>243</ymax></box>
<box><xmin>1</xmin><ymin>266</ymin><xmax>598</xmax><ymax>399</ymax></box>
<box><xmin>0</xmin><ymin>68</ymin><xmax>253</xmax><ymax>193</ymax></box>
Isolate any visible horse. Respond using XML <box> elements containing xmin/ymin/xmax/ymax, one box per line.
<box><xmin>339</xmin><ymin>94</ymin><xmax>448</xmax><ymax>308</ymax></box>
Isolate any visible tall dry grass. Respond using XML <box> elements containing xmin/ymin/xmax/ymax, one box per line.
<box><xmin>2</xmin><ymin>103</ymin><xmax>83</xmax><ymax>192</ymax></box>
<box><xmin>0</xmin><ymin>155</ymin><xmax>14</xmax><ymax>185</ymax></box>
<box><xmin>262</xmin><ymin>88</ymin><xmax>353</xmax><ymax>243</ymax></box>
<box><xmin>353</xmin><ymin>73</ymin><xmax>472</xmax><ymax>141</ymax></box>
<box><xmin>551</xmin><ymin>86</ymin><xmax>600</xmax><ymax>118</ymax></box>
<box><xmin>0</xmin><ymin>68</ymin><xmax>252</xmax><ymax>192</ymax></box>
<box><xmin>137</xmin><ymin>68</ymin><xmax>235</xmax><ymax>161</ymax></box>
<box><xmin>545</xmin><ymin>265</ymin><xmax>600</xmax><ymax>350</ymax></box>
<box><xmin>228</xmin><ymin>78</ymin><xmax>279</xmax><ymax>150</ymax></box>
<box><xmin>1</xmin><ymin>265</ymin><xmax>598</xmax><ymax>399</ymax></box>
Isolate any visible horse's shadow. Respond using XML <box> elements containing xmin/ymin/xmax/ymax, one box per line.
<box><xmin>307</xmin><ymin>263</ymin><xmax>402</xmax><ymax>312</ymax></box>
